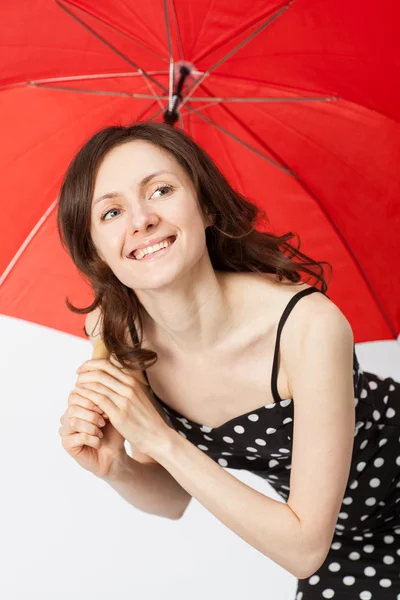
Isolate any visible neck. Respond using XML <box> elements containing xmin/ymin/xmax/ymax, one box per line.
<box><xmin>135</xmin><ymin>266</ymin><xmax>242</xmax><ymax>356</ymax></box>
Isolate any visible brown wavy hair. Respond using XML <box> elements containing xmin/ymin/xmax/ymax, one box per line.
<box><xmin>57</xmin><ymin>121</ymin><xmax>332</xmax><ymax>371</ymax></box>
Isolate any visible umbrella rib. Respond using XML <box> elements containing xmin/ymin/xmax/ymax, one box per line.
<box><xmin>181</xmin><ymin>0</ymin><xmax>294</xmax><ymax>107</ymax></box>
<box><xmin>0</xmin><ymin>199</ymin><xmax>58</xmax><ymax>287</ymax></box>
<box><xmin>55</xmin><ymin>0</ymin><xmax>168</xmax><ymax>94</ymax></box>
<box><xmin>26</xmin><ymin>82</ymin><xmax>338</xmax><ymax>107</ymax></box>
<box><xmin>28</xmin><ymin>84</ymin><xmax>168</xmax><ymax>101</ymax></box>
<box><xmin>30</xmin><ymin>72</ymin><xmax>169</xmax><ymax>84</ymax></box>
<box><xmin>163</xmin><ymin>0</ymin><xmax>174</xmax><ymax>112</ymax></box>
<box><xmin>183</xmin><ymin>104</ymin><xmax>294</xmax><ymax>174</ymax></box>
<box><xmin>170</xmin><ymin>0</ymin><xmax>185</xmax><ymax>61</ymax></box>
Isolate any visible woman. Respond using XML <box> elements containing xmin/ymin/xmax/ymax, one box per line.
<box><xmin>57</xmin><ymin>121</ymin><xmax>400</xmax><ymax>599</ymax></box>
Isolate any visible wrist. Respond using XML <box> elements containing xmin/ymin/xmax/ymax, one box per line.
<box><xmin>148</xmin><ymin>427</ymin><xmax>186</xmax><ymax>464</ymax></box>
<box><xmin>101</xmin><ymin>450</ymin><xmax>130</xmax><ymax>483</ymax></box>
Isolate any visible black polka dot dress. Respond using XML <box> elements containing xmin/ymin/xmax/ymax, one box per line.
<box><xmin>131</xmin><ymin>286</ymin><xmax>400</xmax><ymax>598</ymax></box>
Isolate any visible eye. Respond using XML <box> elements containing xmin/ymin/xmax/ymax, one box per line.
<box><xmin>150</xmin><ymin>184</ymin><xmax>174</xmax><ymax>199</ymax></box>
<box><xmin>100</xmin><ymin>208</ymin><xmax>120</xmax><ymax>222</ymax></box>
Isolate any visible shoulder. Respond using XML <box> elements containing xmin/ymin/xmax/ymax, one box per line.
<box><xmin>280</xmin><ymin>286</ymin><xmax>354</xmax><ymax>395</ymax></box>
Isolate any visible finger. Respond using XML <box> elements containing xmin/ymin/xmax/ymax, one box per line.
<box><xmin>60</xmin><ymin>418</ymin><xmax>103</xmax><ymax>438</ymax></box>
<box><xmin>60</xmin><ymin>432</ymin><xmax>102</xmax><ymax>450</ymax></box>
<box><xmin>74</xmin><ymin>385</ymin><xmax>119</xmax><ymax>421</ymax></box>
<box><xmin>76</xmin><ymin>371</ymin><xmax>132</xmax><ymax>405</ymax></box>
<box><xmin>59</xmin><ymin>414</ymin><xmax>104</xmax><ymax>439</ymax></box>
<box><xmin>68</xmin><ymin>404</ymin><xmax>107</xmax><ymax>429</ymax></box>
<box><xmin>77</xmin><ymin>359</ymin><xmax>133</xmax><ymax>386</ymax></box>
<box><xmin>68</xmin><ymin>390</ymin><xmax>104</xmax><ymax>415</ymax></box>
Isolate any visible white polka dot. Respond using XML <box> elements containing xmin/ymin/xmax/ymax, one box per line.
<box><xmin>281</xmin><ymin>399</ymin><xmax>292</xmax><ymax>407</ymax></box>
<box><xmin>269</xmin><ymin>459</ymin><xmax>279</xmax><ymax>468</ymax></box>
<box><xmin>309</xmin><ymin>575</ymin><xmax>320</xmax><ymax>585</ymax></box>
<box><xmin>335</xmin><ymin>524</ymin><xmax>345</xmax><ymax>530</ymax></box>
<box><xmin>245</xmin><ymin>456</ymin><xmax>257</xmax><ymax>461</ymax></box>
<box><xmin>353</xmin><ymin>536</ymin><xmax>364</xmax><ymax>541</ymax></box>
<box><xmin>350</xmin><ymin>480</ymin><xmax>358</xmax><ymax>489</ymax></box>
<box><xmin>396</xmin><ymin>456</ymin><xmax>400</xmax><ymax>466</ymax></box>
<box><xmin>357</xmin><ymin>462</ymin><xmax>366</xmax><ymax>472</ymax></box>
<box><xmin>200</xmin><ymin>425</ymin><xmax>213</xmax><ymax>433</ymax></box>
<box><xmin>218</xmin><ymin>458</ymin><xmax>228</xmax><ymax>466</ymax></box>
<box><xmin>343</xmin><ymin>576</ymin><xmax>355</xmax><ymax>585</ymax></box>
<box><xmin>343</xmin><ymin>496</ymin><xmax>353</xmax><ymax>505</ymax></box>
<box><xmin>255</xmin><ymin>438</ymin><xmax>267</xmax><ymax>446</ymax></box>
<box><xmin>383</xmin><ymin>555</ymin><xmax>394</xmax><ymax>565</ymax></box>
<box><xmin>198</xmin><ymin>444</ymin><xmax>209</xmax><ymax>451</ymax></box>
<box><xmin>296</xmin><ymin>592</ymin><xmax>303</xmax><ymax>600</ymax></box>
<box><xmin>331</xmin><ymin>542</ymin><xmax>342</xmax><ymax>550</ymax></box>
<box><xmin>373</xmin><ymin>410</ymin><xmax>380</xmax><ymax>420</ymax></box>
<box><xmin>360</xmin><ymin>439</ymin><xmax>368</xmax><ymax>449</ymax></box>
<box><xmin>369</xmin><ymin>478</ymin><xmax>380</xmax><ymax>488</ymax></box>
<box><xmin>266</xmin><ymin>428</ymin><xmax>276</xmax><ymax>434</ymax></box>
<box><xmin>374</xmin><ymin>457</ymin><xmax>384</xmax><ymax>467</ymax></box>
<box><xmin>233</xmin><ymin>425</ymin><xmax>245</xmax><ymax>434</ymax></box>
<box><xmin>349</xmin><ymin>551</ymin><xmax>360</xmax><ymax>560</ymax></box>
<box><xmin>223</xmin><ymin>436</ymin><xmax>234</xmax><ymax>443</ymax></box>
<box><xmin>364</xmin><ymin>566</ymin><xmax>376</xmax><ymax>576</ymax></box>
<box><xmin>338</xmin><ymin>512</ymin><xmax>348</xmax><ymax>519</ymax></box>
<box><xmin>363</xmin><ymin>544</ymin><xmax>374</xmax><ymax>553</ymax></box>
<box><xmin>379</xmin><ymin>578</ymin><xmax>392</xmax><ymax>588</ymax></box>
<box><xmin>386</xmin><ymin>407</ymin><xmax>396</xmax><ymax>418</ymax></box>
<box><xmin>265</xmin><ymin>402</ymin><xmax>275</xmax><ymax>409</ymax></box>
<box><xmin>322</xmin><ymin>589</ymin><xmax>335</xmax><ymax>598</ymax></box>
<box><xmin>279</xmin><ymin>448</ymin><xmax>290</xmax><ymax>453</ymax></box>
<box><xmin>178</xmin><ymin>431</ymin><xmax>187</xmax><ymax>438</ymax></box>
<box><xmin>359</xmin><ymin>592</ymin><xmax>372</xmax><ymax>600</ymax></box>
<box><xmin>365</xmin><ymin>497</ymin><xmax>376</xmax><ymax>506</ymax></box>
<box><xmin>204</xmin><ymin>435</ymin><xmax>213</xmax><ymax>441</ymax></box>
<box><xmin>360</xmin><ymin>388</ymin><xmax>368</xmax><ymax>398</ymax></box>
<box><xmin>365</xmin><ymin>421</ymin><xmax>372</xmax><ymax>429</ymax></box>
<box><xmin>246</xmin><ymin>447</ymin><xmax>257</xmax><ymax>452</ymax></box>
<box><xmin>378</xmin><ymin>437</ymin><xmax>387</xmax><ymax>447</ymax></box>
<box><xmin>328</xmin><ymin>562</ymin><xmax>341</xmax><ymax>572</ymax></box>
<box><xmin>248</xmin><ymin>414</ymin><xmax>260</xmax><ymax>422</ymax></box>
<box><xmin>283</xmin><ymin>417</ymin><xmax>293</xmax><ymax>424</ymax></box>
<box><xmin>384</xmin><ymin>535</ymin><xmax>394</xmax><ymax>544</ymax></box>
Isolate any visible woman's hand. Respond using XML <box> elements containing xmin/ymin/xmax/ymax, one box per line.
<box><xmin>74</xmin><ymin>356</ymin><xmax>172</xmax><ymax>459</ymax></box>
<box><xmin>59</xmin><ymin>385</ymin><xmax>126</xmax><ymax>479</ymax></box>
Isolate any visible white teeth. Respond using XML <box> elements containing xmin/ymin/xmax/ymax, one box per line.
<box><xmin>133</xmin><ymin>236</ymin><xmax>175</xmax><ymax>260</ymax></box>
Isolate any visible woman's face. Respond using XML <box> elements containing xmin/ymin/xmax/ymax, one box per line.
<box><xmin>90</xmin><ymin>139</ymin><xmax>212</xmax><ymax>290</ymax></box>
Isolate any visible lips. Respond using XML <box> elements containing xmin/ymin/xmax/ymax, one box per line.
<box><xmin>128</xmin><ymin>235</ymin><xmax>177</xmax><ymax>259</ymax></box>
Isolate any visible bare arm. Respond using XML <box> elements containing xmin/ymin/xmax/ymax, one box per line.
<box><xmin>100</xmin><ymin>450</ymin><xmax>192</xmax><ymax>520</ymax></box>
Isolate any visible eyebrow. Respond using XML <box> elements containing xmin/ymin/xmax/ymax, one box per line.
<box><xmin>93</xmin><ymin>170</ymin><xmax>174</xmax><ymax>207</ymax></box>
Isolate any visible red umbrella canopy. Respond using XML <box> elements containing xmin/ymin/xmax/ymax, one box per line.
<box><xmin>0</xmin><ymin>0</ymin><xmax>399</xmax><ymax>343</ymax></box>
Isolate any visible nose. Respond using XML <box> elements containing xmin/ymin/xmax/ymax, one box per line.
<box><xmin>128</xmin><ymin>204</ymin><xmax>160</xmax><ymax>235</ymax></box>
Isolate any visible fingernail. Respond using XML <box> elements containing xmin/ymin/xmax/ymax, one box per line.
<box><xmin>98</xmin><ymin>418</ymin><xmax>106</xmax><ymax>427</ymax></box>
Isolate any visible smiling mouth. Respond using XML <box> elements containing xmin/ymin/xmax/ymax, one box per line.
<box><xmin>128</xmin><ymin>235</ymin><xmax>177</xmax><ymax>260</ymax></box>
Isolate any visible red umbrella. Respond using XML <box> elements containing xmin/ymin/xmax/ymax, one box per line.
<box><xmin>1</xmin><ymin>0</ymin><xmax>399</xmax><ymax>344</ymax></box>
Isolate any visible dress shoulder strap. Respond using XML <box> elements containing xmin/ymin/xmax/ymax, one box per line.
<box><xmin>271</xmin><ymin>286</ymin><xmax>322</xmax><ymax>402</ymax></box>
